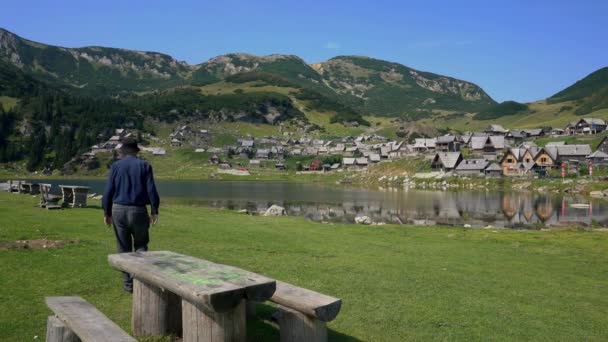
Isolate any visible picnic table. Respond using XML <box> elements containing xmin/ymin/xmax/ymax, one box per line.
<box><xmin>59</xmin><ymin>185</ymin><xmax>91</xmax><ymax>208</ymax></box>
<box><xmin>108</xmin><ymin>251</ymin><xmax>276</xmax><ymax>342</ymax></box>
<box><xmin>21</xmin><ymin>182</ymin><xmax>40</xmax><ymax>195</ymax></box>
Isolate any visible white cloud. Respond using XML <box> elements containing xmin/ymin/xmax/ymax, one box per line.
<box><xmin>324</xmin><ymin>41</ymin><xmax>341</xmax><ymax>50</ymax></box>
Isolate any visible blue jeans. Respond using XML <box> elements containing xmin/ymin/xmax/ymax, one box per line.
<box><xmin>111</xmin><ymin>204</ymin><xmax>150</xmax><ymax>289</ymax></box>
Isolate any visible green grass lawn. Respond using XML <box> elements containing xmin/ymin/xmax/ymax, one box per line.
<box><xmin>1</xmin><ymin>192</ymin><xmax>607</xmax><ymax>341</ymax></box>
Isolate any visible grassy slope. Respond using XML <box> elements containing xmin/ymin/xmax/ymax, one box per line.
<box><xmin>420</xmin><ymin>100</ymin><xmax>608</xmax><ymax>132</ymax></box>
<box><xmin>1</xmin><ymin>193</ymin><xmax>608</xmax><ymax>341</ymax></box>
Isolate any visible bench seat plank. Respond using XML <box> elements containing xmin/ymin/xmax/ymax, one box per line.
<box><xmin>108</xmin><ymin>251</ymin><xmax>276</xmax><ymax>313</ymax></box>
<box><xmin>271</xmin><ymin>281</ymin><xmax>342</xmax><ymax>322</ymax></box>
<box><xmin>46</xmin><ymin>297</ymin><xmax>136</xmax><ymax>342</ymax></box>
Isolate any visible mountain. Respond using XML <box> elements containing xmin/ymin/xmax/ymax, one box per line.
<box><xmin>0</xmin><ymin>28</ymin><xmax>189</xmax><ymax>94</ymax></box>
<box><xmin>314</xmin><ymin>56</ymin><xmax>496</xmax><ymax>116</ymax></box>
<box><xmin>549</xmin><ymin>67</ymin><xmax>608</xmax><ymax>115</ymax></box>
<box><xmin>0</xmin><ymin>28</ymin><xmax>497</xmax><ymax>118</ymax></box>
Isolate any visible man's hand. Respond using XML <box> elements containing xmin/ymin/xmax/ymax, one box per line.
<box><xmin>150</xmin><ymin>214</ymin><xmax>158</xmax><ymax>225</ymax></box>
<box><xmin>104</xmin><ymin>215</ymin><xmax>112</xmax><ymax>226</ymax></box>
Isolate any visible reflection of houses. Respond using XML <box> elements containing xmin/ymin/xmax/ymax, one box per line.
<box><xmin>534</xmin><ymin>197</ymin><xmax>554</xmax><ymax>222</ymax></box>
<box><xmin>431</xmin><ymin>152</ymin><xmax>463</xmax><ymax>172</ymax></box>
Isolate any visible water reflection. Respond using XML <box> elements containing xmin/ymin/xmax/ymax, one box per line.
<box><xmin>7</xmin><ymin>179</ymin><xmax>606</xmax><ymax>228</ymax></box>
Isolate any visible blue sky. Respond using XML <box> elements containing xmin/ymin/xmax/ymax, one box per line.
<box><xmin>1</xmin><ymin>0</ymin><xmax>606</xmax><ymax>102</ymax></box>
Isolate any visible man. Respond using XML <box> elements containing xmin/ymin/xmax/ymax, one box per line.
<box><xmin>102</xmin><ymin>137</ymin><xmax>160</xmax><ymax>293</ymax></box>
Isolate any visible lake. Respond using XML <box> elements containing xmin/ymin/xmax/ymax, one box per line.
<box><xmin>7</xmin><ymin>179</ymin><xmax>606</xmax><ymax>228</ymax></box>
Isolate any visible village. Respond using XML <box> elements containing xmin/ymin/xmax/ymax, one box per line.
<box><xmin>79</xmin><ymin>118</ymin><xmax>608</xmax><ymax>179</ymax></box>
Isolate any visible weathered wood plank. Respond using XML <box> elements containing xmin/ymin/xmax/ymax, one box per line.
<box><xmin>182</xmin><ymin>298</ymin><xmax>246</xmax><ymax>342</ymax></box>
<box><xmin>108</xmin><ymin>251</ymin><xmax>275</xmax><ymax>313</ymax></box>
<box><xmin>46</xmin><ymin>297</ymin><xmax>136</xmax><ymax>342</ymax></box>
<box><xmin>46</xmin><ymin>316</ymin><xmax>80</xmax><ymax>342</ymax></box>
<box><xmin>271</xmin><ymin>281</ymin><xmax>341</xmax><ymax>322</ymax></box>
<box><xmin>132</xmin><ymin>278</ymin><xmax>182</xmax><ymax>337</ymax></box>
<box><xmin>276</xmin><ymin>305</ymin><xmax>327</xmax><ymax>342</ymax></box>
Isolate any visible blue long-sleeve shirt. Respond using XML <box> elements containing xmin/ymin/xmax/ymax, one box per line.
<box><xmin>102</xmin><ymin>155</ymin><xmax>160</xmax><ymax>216</ymax></box>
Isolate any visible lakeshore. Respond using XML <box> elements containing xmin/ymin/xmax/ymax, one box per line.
<box><xmin>1</xmin><ymin>192</ymin><xmax>607</xmax><ymax>341</ymax></box>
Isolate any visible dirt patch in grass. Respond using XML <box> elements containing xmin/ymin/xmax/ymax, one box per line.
<box><xmin>0</xmin><ymin>239</ymin><xmax>77</xmax><ymax>251</ymax></box>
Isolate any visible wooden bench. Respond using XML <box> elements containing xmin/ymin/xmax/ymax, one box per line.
<box><xmin>108</xmin><ymin>251</ymin><xmax>276</xmax><ymax>342</ymax></box>
<box><xmin>45</xmin><ymin>296</ymin><xmax>136</xmax><ymax>342</ymax></box>
<box><xmin>60</xmin><ymin>185</ymin><xmax>91</xmax><ymax>208</ymax></box>
<box><xmin>21</xmin><ymin>182</ymin><xmax>41</xmax><ymax>195</ymax></box>
<box><xmin>7</xmin><ymin>180</ymin><xmax>24</xmax><ymax>193</ymax></box>
<box><xmin>249</xmin><ymin>281</ymin><xmax>342</xmax><ymax>342</ymax></box>
<box><xmin>40</xmin><ymin>184</ymin><xmax>62</xmax><ymax>209</ymax></box>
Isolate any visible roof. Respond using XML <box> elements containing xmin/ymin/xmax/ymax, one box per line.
<box><xmin>356</xmin><ymin>157</ymin><xmax>369</xmax><ymax>165</ymax></box>
<box><xmin>486</xmin><ymin>124</ymin><xmax>507</xmax><ymax>133</ymax></box>
<box><xmin>556</xmin><ymin>144</ymin><xmax>592</xmax><ymax>156</ymax></box>
<box><xmin>434</xmin><ymin>152</ymin><xmax>462</xmax><ymax>168</ymax></box>
<box><xmin>486</xmin><ymin>163</ymin><xmax>502</xmax><ymax>171</ymax></box>
<box><xmin>470</xmin><ymin>136</ymin><xmax>488</xmax><ymax>150</ymax></box>
<box><xmin>436</xmin><ymin>135</ymin><xmax>456</xmax><ymax>144</ymax></box>
<box><xmin>587</xmin><ymin>150</ymin><xmax>608</xmax><ymax>159</ymax></box>
<box><xmin>456</xmin><ymin>159</ymin><xmax>489</xmax><ymax>170</ymax></box>
<box><xmin>489</xmin><ymin>136</ymin><xmax>505</xmax><ymax>149</ymax></box>
<box><xmin>369</xmin><ymin>154</ymin><xmax>381</xmax><ymax>161</ymax></box>
<box><xmin>541</xmin><ymin>146</ymin><xmax>558</xmax><ymax>161</ymax></box>
<box><xmin>343</xmin><ymin>157</ymin><xmax>355</xmax><ymax>165</ymax></box>
<box><xmin>413</xmin><ymin>138</ymin><xmax>437</xmax><ymax>148</ymax></box>
<box><xmin>523</xmin><ymin>128</ymin><xmax>543</xmax><ymax>136</ymax></box>
<box><xmin>582</xmin><ymin>118</ymin><xmax>606</xmax><ymax>125</ymax></box>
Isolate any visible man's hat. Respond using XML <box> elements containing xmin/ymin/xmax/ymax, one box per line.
<box><xmin>120</xmin><ymin>137</ymin><xmax>140</xmax><ymax>154</ymax></box>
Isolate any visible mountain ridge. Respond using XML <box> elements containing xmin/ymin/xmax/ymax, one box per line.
<box><xmin>0</xmin><ymin>28</ymin><xmax>496</xmax><ymax>116</ymax></box>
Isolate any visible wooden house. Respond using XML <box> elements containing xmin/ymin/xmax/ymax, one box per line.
<box><xmin>484</xmin><ymin>124</ymin><xmax>508</xmax><ymax>136</ymax></box>
<box><xmin>412</xmin><ymin>138</ymin><xmax>437</xmax><ymax>153</ymax></box>
<box><xmin>534</xmin><ymin>147</ymin><xmax>558</xmax><ymax>169</ymax></box>
<box><xmin>596</xmin><ymin>136</ymin><xmax>608</xmax><ymax>154</ymax></box>
<box><xmin>555</xmin><ymin>145</ymin><xmax>592</xmax><ymax>162</ymax></box>
<box><xmin>565</xmin><ymin>118</ymin><xmax>607</xmax><ymax>135</ymax></box>
<box><xmin>310</xmin><ymin>160</ymin><xmax>323</xmax><ymax>171</ymax></box>
<box><xmin>454</xmin><ymin>159</ymin><xmax>489</xmax><ymax>176</ymax></box>
<box><xmin>500</xmin><ymin>147</ymin><xmax>537</xmax><ymax>176</ymax></box>
<box><xmin>485</xmin><ymin>163</ymin><xmax>503</xmax><ymax>177</ymax></box>
<box><xmin>436</xmin><ymin>135</ymin><xmax>460</xmax><ymax>152</ymax></box>
<box><xmin>431</xmin><ymin>152</ymin><xmax>463</xmax><ymax>171</ymax></box>
<box><xmin>586</xmin><ymin>150</ymin><xmax>608</xmax><ymax>163</ymax></box>
<box><xmin>470</xmin><ymin>136</ymin><xmax>505</xmax><ymax>155</ymax></box>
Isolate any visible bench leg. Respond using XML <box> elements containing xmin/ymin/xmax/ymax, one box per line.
<box><xmin>276</xmin><ymin>305</ymin><xmax>327</xmax><ymax>342</ymax></box>
<box><xmin>46</xmin><ymin>316</ymin><xmax>80</xmax><ymax>342</ymax></box>
<box><xmin>182</xmin><ymin>298</ymin><xmax>246</xmax><ymax>342</ymax></box>
<box><xmin>132</xmin><ymin>278</ymin><xmax>182</xmax><ymax>337</ymax></box>
<box><xmin>246</xmin><ymin>300</ymin><xmax>257</xmax><ymax>319</ymax></box>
